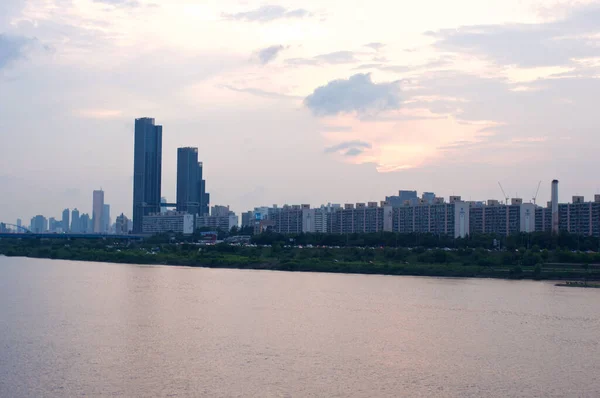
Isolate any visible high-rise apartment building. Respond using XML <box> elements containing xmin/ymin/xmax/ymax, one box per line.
<box><xmin>133</xmin><ymin>117</ymin><xmax>163</xmax><ymax>233</ymax></box>
<box><xmin>80</xmin><ymin>213</ymin><xmax>91</xmax><ymax>233</ymax></box>
<box><xmin>62</xmin><ymin>209</ymin><xmax>70</xmax><ymax>233</ymax></box>
<box><xmin>71</xmin><ymin>209</ymin><xmax>80</xmax><ymax>233</ymax></box>
<box><xmin>30</xmin><ymin>215</ymin><xmax>47</xmax><ymax>233</ymax></box>
<box><xmin>176</xmin><ymin>147</ymin><xmax>210</xmax><ymax>216</ymax></box>
<box><xmin>103</xmin><ymin>204</ymin><xmax>111</xmax><ymax>233</ymax></box>
<box><xmin>92</xmin><ymin>189</ymin><xmax>104</xmax><ymax>233</ymax></box>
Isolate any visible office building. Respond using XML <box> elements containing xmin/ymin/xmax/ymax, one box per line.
<box><xmin>92</xmin><ymin>190</ymin><xmax>104</xmax><ymax>233</ymax></box>
<box><xmin>133</xmin><ymin>117</ymin><xmax>163</xmax><ymax>233</ymax></box>
<box><xmin>161</xmin><ymin>197</ymin><xmax>168</xmax><ymax>214</ymax></box>
<box><xmin>103</xmin><ymin>204</ymin><xmax>111</xmax><ymax>233</ymax></box>
<box><xmin>61</xmin><ymin>209</ymin><xmax>69</xmax><ymax>233</ymax></box>
<box><xmin>176</xmin><ymin>147</ymin><xmax>210</xmax><ymax>217</ymax></box>
<box><xmin>115</xmin><ymin>213</ymin><xmax>129</xmax><ymax>235</ymax></box>
<box><xmin>30</xmin><ymin>215</ymin><xmax>47</xmax><ymax>234</ymax></box>
<box><xmin>16</xmin><ymin>219</ymin><xmax>22</xmax><ymax>228</ymax></box>
<box><xmin>142</xmin><ymin>211</ymin><xmax>195</xmax><ymax>235</ymax></box>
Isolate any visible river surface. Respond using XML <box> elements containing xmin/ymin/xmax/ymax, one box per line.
<box><xmin>1</xmin><ymin>256</ymin><xmax>599</xmax><ymax>397</ymax></box>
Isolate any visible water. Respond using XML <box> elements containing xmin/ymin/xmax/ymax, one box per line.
<box><xmin>0</xmin><ymin>257</ymin><xmax>599</xmax><ymax>397</ymax></box>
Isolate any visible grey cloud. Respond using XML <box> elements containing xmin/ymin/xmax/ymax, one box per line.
<box><xmin>365</xmin><ymin>42</ymin><xmax>385</xmax><ymax>51</ymax></box>
<box><xmin>315</xmin><ymin>51</ymin><xmax>357</xmax><ymax>64</ymax></box>
<box><xmin>93</xmin><ymin>0</ymin><xmax>141</xmax><ymax>6</ymax></box>
<box><xmin>222</xmin><ymin>5</ymin><xmax>310</xmax><ymax>23</ymax></box>
<box><xmin>257</xmin><ymin>45</ymin><xmax>284</xmax><ymax>64</ymax></box>
<box><xmin>221</xmin><ymin>85</ymin><xmax>302</xmax><ymax>100</ymax></box>
<box><xmin>0</xmin><ymin>34</ymin><xmax>34</xmax><ymax>69</ymax></box>
<box><xmin>325</xmin><ymin>140</ymin><xmax>372</xmax><ymax>156</ymax></box>
<box><xmin>429</xmin><ymin>5</ymin><xmax>600</xmax><ymax>67</ymax></box>
<box><xmin>287</xmin><ymin>51</ymin><xmax>359</xmax><ymax>66</ymax></box>
<box><xmin>305</xmin><ymin>73</ymin><xmax>401</xmax><ymax>116</ymax></box>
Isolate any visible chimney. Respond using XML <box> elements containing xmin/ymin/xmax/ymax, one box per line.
<box><xmin>552</xmin><ymin>180</ymin><xmax>559</xmax><ymax>234</ymax></box>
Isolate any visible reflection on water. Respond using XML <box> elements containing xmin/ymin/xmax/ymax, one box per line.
<box><xmin>1</xmin><ymin>257</ymin><xmax>599</xmax><ymax>397</ymax></box>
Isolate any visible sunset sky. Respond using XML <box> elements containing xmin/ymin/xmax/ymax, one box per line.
<box><xmin>2</xmin><ymin>0</ymin><xmax>600</xmax><ymax>222</ymax></box>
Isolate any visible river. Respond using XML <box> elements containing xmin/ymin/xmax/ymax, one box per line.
<box><xmin>0</xmin><ymin>256</ymin><xmax>599</xmax><ymax>397</ymax></box>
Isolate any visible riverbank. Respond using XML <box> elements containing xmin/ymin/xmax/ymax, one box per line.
<box><xmin>1</xmin><ymin>238</ymin><xmax>599</xmax><ymax>281</ymax></box>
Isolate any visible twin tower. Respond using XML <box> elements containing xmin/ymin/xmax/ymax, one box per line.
<box><xmin>132</xmin><ymin>118</ymin><xmax>209</xmax><ymax>233</ymax></box>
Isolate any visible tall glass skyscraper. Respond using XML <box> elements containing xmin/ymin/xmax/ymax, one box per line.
<box><xmin>176</xmin><ymin>147</ymin><xmax>210</xmax><ymax>216</ymax></box>
<box><xmin>92</xmin><ymin>189</ymin><xmax>104</xmax><ymax>233</ymax></box>
<box><xmin>133</xmin><ymin>117</ymin><xmax>163</xmax><ymax>233</ymax></box>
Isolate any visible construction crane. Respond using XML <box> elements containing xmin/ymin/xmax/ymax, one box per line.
<box><xmin>498</xmin><ymin>182</ymin><xmax>509</xmax><ymax>205</ymax></box>
<box><xmin>532</xmin><ymin>181</ymin><xmax>542</xmax><ymax>205</ymax></box>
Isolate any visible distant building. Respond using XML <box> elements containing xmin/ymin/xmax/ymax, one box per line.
<box><xmin>211</xmin><ymin>205</ymin><xmax>231</xmax><ymax>217</ymax></box>
<box><xmin>115</xmin><ymin>213</ymin><xmax>129</xmax><ymax>235</ymax></box>
<box><xmin>142</xmin><ymin>211</ymin><xmax>195</xmax><ymax>235</ymax></box>
<box><xmin>536</xmin><ymin>195</ymin><xmax>600</xmax><ymax>237</ymax></box>
<box><xmin>102</xmin><ymin>204</ymin><xmax>111</xmax><ymax>233</ymax></box>
<box><xmin>133</xmin><ymin>117</ymin><xmax>163</xmax><ymax>233</ymax></box>
<box><xmin>469</xmin><ymin>199</ymin><xmax>535</xmax><ymax>236</ymax></box>
<box><xmin>16</xmin><ymin>219</ymin><xmax>22</xmax><ymax>228</ymax></box>
<box><xmin>71</xmin><ymin>209</ymin><xmax>80</xmax><ymax>233</ymax></box>
<box><xmin>62</xmin><ymin>209</ymin><xmax>70</xmax><ymax>233</ymax></box>
<box><xmin>30</xmin><ymin>215</ymin><xmax>47</xmax><ymax>234</ymax></box>
<box><xmin>391</xmin><ymin>197</ymin><xmax>469</xmax><ymax>238</ymax></box>
<box><xmin>176</xmin><ymin>147</ymin><xmax>210</xmax><ymax>217</ymax></box>
<box><xmin>48</xmin><ymin>217</ymin><xmax>58</xmax><ymax>233</ymax></box>
<box><xmin>241</xmin><ymin>211</ymin><xmax>254</xmax><ymax>228</ymax></box>
<box><xmin>80</xmin><ymin>213</ymin><xmax>91</xmax><ymax>234</ymax></box>
<box><xmin>161</xmin><ymin>197</ymin><xmax>168</xmax><ymax>214</ymax></box>
<box><xmin>196</xmin><ymin>206</ymin><xmax>238</xmax><ymax>231</ymax></box>
<box><xmin>92</xmin><ymin>190</ymin><xmax>104</xmax><ymax>233</ymax></box>
<box><xmin>386</xmin><ymin>190</ymin><xmax>418</xmax><ymax>207</ymax></box>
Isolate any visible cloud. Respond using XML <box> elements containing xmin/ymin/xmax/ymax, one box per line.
<box><xmin>365</xmin><ymin>42</ymin><xmax>385</xmax><ymax>51</ymax></box>
<box><xmin>256</xmin><ymin>45</ymin><xmax>284</xmax><ymax>64</ymax></box>
<box><xmin>92</xmin><ymin>0</ymin><xmax>141</xmax><ymax>7</ymax></box>
<box><xmin>0</xmin><ymin>35</ymin><xmax>34</xmax><ymax>69</ymax></box>
<box><xmin>221</xmin><ymin>85</ymin><xmax>302</xmax><ymax>100</ymax></box>
<box><xmin>325</xmin><ymin>140</ymin><xmax>372</xmax><ymax>156</ymax></box>
<box><xmin>287</xmin><ymin>51</ymin><xmax>359</xmax><ymax>66</ymax></box>
<box><xmin>222</xmin><ymin>5</ymin><xmax>310</xmax><ymax>23</ymax></box>
<box><xmin>428</xmin><ymin>5</ymin><xmax>600</xmax><ymax>67</ymax></box>
<box><xmin>315</xmin><ymin>51</ymin><xmax>357</xmax><ymax>64</ymax></box>
<box><xmin>304</xmin><ymin>73</ymin><xmax>401</xmax><ymax>116</ymax></box>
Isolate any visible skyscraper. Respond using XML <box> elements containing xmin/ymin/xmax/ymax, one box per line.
<box><xmin>62</xmin><ymin>209</ymin><xmax>70</xmax><ymax>232</ymax></box>
<box><xmin>93</xmin><ymin>189</ymin><xmax>105</xmax><ymax>233</ymax></box>
<box><xmin>71</xmin><ymin>209</ymin><xmax>80</xmax><ymax>233</ymax></box>
<box><xmin>177</xmin><ymin>147</ymin><xmax>200</xmax><ymax>215</ymax></box>
<box><xmin>176</xmin><ymin>148</ymin><xmax>210</xmax><ymax>216</ymax></box>
<box><xmin>133</xmin><ymin>117</ymin><xmax>163</xmax><ymax>233</ymax></box>
<box><xmin>103</xmin><ymin>204</ymin><xmax>111</xmax><ymax>233</ymax></box>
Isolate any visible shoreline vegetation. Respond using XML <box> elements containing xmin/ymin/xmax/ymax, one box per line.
<box><xmin>2</xmin><ymin>231</ymin><xmax>600</xmax><ymax>282</ymax></box>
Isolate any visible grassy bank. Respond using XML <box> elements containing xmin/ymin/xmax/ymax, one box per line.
<box><xmin>2</xmin><ymin>238</ymin><xmax>600</xmax><ymax>281</ymax></box>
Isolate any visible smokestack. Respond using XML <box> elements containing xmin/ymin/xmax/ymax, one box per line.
<box><xmin>552</xmin><ymin>179</ymin><xmax>559</xmax><ymax>234</ymax></box>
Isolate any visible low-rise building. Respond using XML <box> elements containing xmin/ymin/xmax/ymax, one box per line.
<box><xmin>142</xmin><ymin>211</ymin><xmax>194</xmax><ymax>235</ymax></box>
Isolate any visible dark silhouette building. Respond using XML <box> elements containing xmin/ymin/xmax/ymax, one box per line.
<box><xmin>176</xmin><ymin>147</ymin><xmax>209</xmax><ymax>216</ymax></box>
<box><xmin>133</xmin><ymin>117</ymin><xmax>163</xmax><ymax>233</ymax></box>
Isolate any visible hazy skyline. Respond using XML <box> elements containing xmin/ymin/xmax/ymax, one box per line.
<box><xmin>2</xmin><ymin>0</ymin><xmax>600</xmax><ymax>222</ymax></box>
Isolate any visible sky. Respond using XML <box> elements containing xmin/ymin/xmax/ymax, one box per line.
<box><xmin>2</xmin><ymin>0</ymin><xmax>600</xmax><ymax>223</ymax></box>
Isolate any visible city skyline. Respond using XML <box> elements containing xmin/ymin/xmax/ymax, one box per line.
<box><xmin>4</xmin><ymin>1</ymin><xmax>600</xmax><ymax>222</ymax></box>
